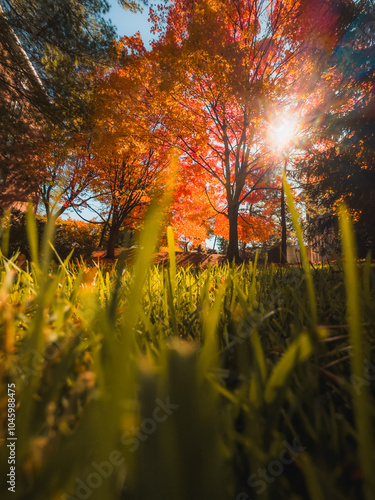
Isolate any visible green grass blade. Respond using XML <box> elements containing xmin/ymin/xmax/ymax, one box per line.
<box><xmin>339</xmin><ymin>204</ymin><xmax>375</xmax><ymax>500</ymax></box>
<box><xmin>0</xmin><ymin>210</ymin><xmax>10</xmax><ymax>258</ymax></box>
<box><xmin>166</xmin><ymin>226</ymin><xmax>178</xmax><ymax>334</ymax></box>
<box><xmin>167</xmin><ymin>226</ymin><xmax>176</xmax><ymax>293</ymax></box>
<box><xmin>264</xmin><ymin>328</ymin><xmax>327</xmax><ymax>405</ymax></box>
<box><xmin>199</xmin><ymin>284</ymin><xmax>226</xmax><ymax>375</ymax></box>
<box><xmin>283</xmin><ymin>175</ymin><xmax>317</xmax><ymax>330</ymax></box>
<box><xmin>26</xmin><ymin>203</ymin><xmax>39</xmax><ymax>265</ymax></box>
<box><xmin>39</xmin><ymin>214</ymin><xmax>57</xmax><ymax>274</ymax></box>
<box><xmin>299</xmin><ymin>453</ymin><xmax>325</xmax><ymax>500</ymax></box>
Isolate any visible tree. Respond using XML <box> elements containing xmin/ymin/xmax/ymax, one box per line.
<box><xmin>0</xmin><ymin>0</ymin><xmax>149</xmax><ymax>127</ymax></box>
<box><xmin>0</xmin><ymin>7</ymin><xmax>49</xmax><ymax>211</ymax></box>
<box><xmin>89</xmin><ymin>36</ymin><xmax>169</xmax><ymax>258</ymax></box>
<box><xmin>38</xmin><ymin>131</ymin><xmax>98</xmax><ymax>221</ymax></box>
<box><xmin>148</xmin><ymin>0</ymin><xmax>306</xmax><ymax>261</ymax></box>
<box><xmin>296</xmin><ymin>1</ymin><xmax>375</xmax><ymax>256</ymax></box>
<box><xmin>0</xmin><ymin>1</ymin><xmax>150</xmax><ymax>214</ymax></box>
<box><xmin>94</xmin><ymin>150</ymin><xmax>163</xmax><ymax>259</ymax></box>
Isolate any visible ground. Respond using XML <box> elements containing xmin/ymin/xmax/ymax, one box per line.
<box><xmin>92</xmin><ymin>248</ymin><xmax>226</xmax><ymax>268</ymax></box>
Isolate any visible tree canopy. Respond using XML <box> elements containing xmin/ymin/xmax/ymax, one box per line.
<box><xmin>146</xmin><ymin>0</ymin><xmax>314</xmax><ymax>260</ymax></box>
<box><xmin>298</xmin><ymin>1</ymin><xmax>375</xmax><ymax>256</ymax></box>
<box><xmin>2</xmin><ymin>0</ymin><xmax>375</xmax><ymax>259</ymax></box>
<box><xmin>0</xmin><ymin>0</ymin><xmax>148</xmax><ymax>127</ymax></box>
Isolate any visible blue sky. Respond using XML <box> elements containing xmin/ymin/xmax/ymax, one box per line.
<box><xmin>65</xmin><ymin>2</ymin><xmax>216</xmax><ymax>248</ymax></box>
<box><xmin>60</xmin><ymin>2</ymin><xmax>160</xmax><ymax>223</ymax></box>
<box><xmin>105</xmin><ymin>1</ymin><xmax>158</xmax><ymax>47</ymax></box>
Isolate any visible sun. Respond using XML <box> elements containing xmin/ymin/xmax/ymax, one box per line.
<box><xmin>268</xmin><ymin>114</ymin><xmax>297</xmax><ymax>151</ymax></box>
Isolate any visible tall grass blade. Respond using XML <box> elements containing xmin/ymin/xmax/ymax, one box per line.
<box><xmin>0</xmin><ymin>210</ymin><xmax>10</xmax><ymax>258</ymax></box>
<box><xmin>166</xmin><ymin>226</ymin><xmax>178</xmax><ymax>334</ymax></box>
<box><xmin>167</xmin><ymin>226</ymin><xmax>176</xmax><ymax>293</ymax></box>
<box><xmin>199</xmin><ymin>284</ymin><xmax>226</xmax><ymax>375</ymax></box>
<box><xmin>26</xmin><ymin>203</ymin><xmax>39</xmax><ymax>264</ymax></box>
<box><xmin>339</xmin><ymin>204</ymin><xmax>375</xmax><ymax>500</ymax></box>
<box><xmin>299</xmin><ymin>454</ymin><xmax>325</xmax><ymax>500</ymax></box>
<box><xmin>264</xmin><ymin>329</ymin><xmax>326</xmax><ymax>405</ymax></box>
<box><xmin>39</xmin><ymin>213</ymin><xmax>57</xmax><ymax>274</ymax></box>
<box><xmin>283</xmin><ymin>174</ymin><xmax>317</xmax><ymax>331</ymax></box>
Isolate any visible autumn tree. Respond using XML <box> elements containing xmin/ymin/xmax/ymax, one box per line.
<box><xmin>0</xmin><ymin>7</ymin><xmax>50</xmax><ymax>211</ymax></box>
<box><xmin>89</xmin><ymin>36</ymin><xmax>169</xmax><ymax>259</ymax></box>
<box><xmin>38</xmin><ymin>132</ymin><xmax>98</xmax><ymax>221</ymax></box>
<box><xmin>92</xmin><ymin>150</ymin><xmax>164</xmax><ymax>259</ymax></box>
<box><xmin>0</xmin><ymin>1</ymin><xmax>153</xmax><ymax>210</ymax></box>
<box><xmin>167</xmin><ymin>160</ymin><xmax>215</xmax><ymax>248</ymax></box>
<box><xmin>146</xmin><ymin>0</ymin><xmax>308</xmax><ymax>261</ymax></box>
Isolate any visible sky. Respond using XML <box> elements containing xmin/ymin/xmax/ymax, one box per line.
<box><xmin>65</xmin><ymin>1</ymin><xmax>219</xmax><ymax>249</ymax></box>
<box><xmin>89</xmin><ymin>2</ymin><xmax>219</xmax><ymax>249</ymax></box>
<box><xmin>61</xmin><ymin>2</ymin><xmax>160</xmax><ymax>222</ymax></box>
<box><xmin>105</xmin><ymin>1</ymin><xmax>160</xmax><ymax>47</ymax></box>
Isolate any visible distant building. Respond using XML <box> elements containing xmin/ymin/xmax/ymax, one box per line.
<box><xmin>0</xmin><ymin>6</ymin><xmax>48</xmax><ymax>213</ymax></box>
<box><xmin>267</xmin><ymin>213</ymin><xmax>338</xmax><ymax>264</ymax></box>
<box><xmin>307</xmin><ymin>212</ymin><xmax>338</xmax><ymax>262</ymax></box>
<box><xmin>267</xmin><ymin>242</ymin><xmax>301</xmax><ymax>264</ymax></box>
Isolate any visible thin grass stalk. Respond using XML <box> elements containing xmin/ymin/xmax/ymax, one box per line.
<box><xmin>0</xmin><ymin>209</ymin><xmax>10</xmax><ymax>258</ymax></box>
<box><xmin>283</xmin><ymin>175</ymin><xmax>318</xmax><ymax>333</ymax></box>
<box><xmin>339</xmin><ymin>204</ymin><xmax>375</xmax><ymax>500</ymax></box>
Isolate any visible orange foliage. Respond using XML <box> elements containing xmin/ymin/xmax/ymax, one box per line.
<box><xmin>146</xmin><ymin>0</ymin><xmax>305</xmax><ymax>257</ymax></box>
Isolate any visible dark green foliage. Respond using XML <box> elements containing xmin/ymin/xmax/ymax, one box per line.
<box><xmin>299</xmin><ymin>1</ymin><xmax>375</xmax><ymax>257</ymax></box>
<box><xmin>1</xmin><ymin>209</ymin><xmax>100</xmax><ymax>260</ymax></box>
<box><xmin>304</xmin><ymin>117</ymin><xmax>375</xmax><ymax>257</ymax></box>
<box><xmin>0</xmin><ymin>0</ymin><xmax>147</xmax><ymax>130</ymax></box>
<box><xmin>1</xmin><ymin>0</ymin><xmax>115</xmax><ymax>125</ymax></box>
<box><xmin>1</xmin><ymin>209</ymin><xmax>44</xmax><ymax>258</ymax></box>
<box><xmin>217</xmin><ymin>236</ymin><xmax>229</xmax><ymax>254</ymax></box>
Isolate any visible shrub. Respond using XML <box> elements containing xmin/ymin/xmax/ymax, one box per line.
<box><xmin>0</xmin><ymin>210</ymin><xmax>100</xmax><ymax>260</ymax></box>
<box><xmin>54</xmin><ymin>218</ymin><xmax>101</xmax><ymax>260</ymax></box>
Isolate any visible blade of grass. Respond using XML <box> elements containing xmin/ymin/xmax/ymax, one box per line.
<box><xmin>199</xmin><ymin>284</ymin><xmax>227</xmax><ymax>375</ymax></box>
<box><xmin>0</xmin><ymin>209</ymin><xmax>10</xmax><ymax>258</ymax></box>
<box><xmin>264</xmin><ymin>328</ymin><xmax>327</xmax><ymax>405</ymax></box>
<box><xmin>167</xmin><ymin>226</ymin><xmax>176</xmax><ymax>293</ymax></box>
<box><xmin>166</xmin><ymin>226</ymin><xmax>178</xmax><ymax>334</ymax></box>
<box><xmin>283</xmin><ymin>175</ymin><xmax>317</xmax><ymax>333</ymax></box>
<box><xmin>26</xmin><ymin>203</ymin><xmax>39</xmax><ymax>265</ymax></box>
<box><xmin>298</xmin><ymin>453</ymin><xmax>325</xmax><ymax>500</ymax></box>
<box><xmin>339</xmin><ymin>204</ymin><xmax>375</xmax><ymax>500</ymax></box>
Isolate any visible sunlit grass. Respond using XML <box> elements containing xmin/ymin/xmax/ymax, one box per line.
<box><xmin>0</xmin><ymin>197</ymin><xmax>374</xmax><ymax>500</ymax></box>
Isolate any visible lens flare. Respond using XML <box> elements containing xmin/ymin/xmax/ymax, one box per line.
<box><xmin>269</xmin><ymin>114</ymin><xmax>297</xmax><ymax>150</ymax></box>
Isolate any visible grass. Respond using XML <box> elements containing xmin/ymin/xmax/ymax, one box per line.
<box><xmin>0</xmin><ymin>198</ymin><xmax>374</xmax><ymax>500</ymax></box>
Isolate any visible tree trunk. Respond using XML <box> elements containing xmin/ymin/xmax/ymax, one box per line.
<box><xmin>105</xmin><ymin>223</ymin><xmax>120</xmax><ymax>259</ymax></box>
<box><xmin>280</xmin><ymin>156</ymin><xmax>288</xmax><ymax>264</ymax></box>
<box><xmin>99</xmin><ymin>221</ymin><xmax>108</xmax><ymax>248</ymax></box>
<box><xmin>227</xmin><ymin>204</ymin><xmax>241</xmax><ymax>262</ymax></box>
<box><xmin>280</xmin><ymin>182</ymin><xmax>287</xmax><ymax>264</ymax></box>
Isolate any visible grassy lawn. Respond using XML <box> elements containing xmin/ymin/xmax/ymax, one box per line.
<box><xmin>0</xmin><ymin>213</ymin><xmax>374</xmax><ymax>500</ymax></box>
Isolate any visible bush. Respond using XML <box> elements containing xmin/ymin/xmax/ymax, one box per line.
<box><xmin>0</xmin><ymin>208</ymin><xmax>44</xmax><ymax>258</ymax></box>
<box><xmin>54</xmin><ymin>218</ymin><xmax>101</xmax><ymax>260</ymax></box>
<box><xmin>0</xmin><ymin>210</ymin><xmax>100</xmax><ymax>260</ymax></box>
